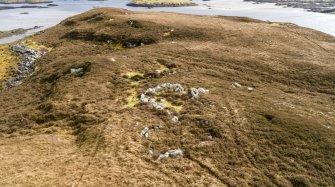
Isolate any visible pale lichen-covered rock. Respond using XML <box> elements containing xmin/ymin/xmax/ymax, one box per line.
<box><xmin>171</xmin><ymin>116</ymin><xmax>179</xmax><ymax>123</ymax></box>
<box><xmin>190</xmin><ymin>87</ymin><xmax>209</xmax><ymax>98</ymax></box>
<box><xmin>157</xmin><ymin>149</ymin><xmax>183</xmax><ymax>160</ymax></box>
<box><xmin>233</xmin><ymin>82</ymin><xmax>242</xmax><ymax>88</ymax></box>
<box><xmin>70</xmin><ymin>68</ymin><xmax>83</xmax><ymax>74</ymax></box>
<box><xmin>141</xmin><ymin>127</ymin><xmax>150</xmax><ymax>138</ymax></box>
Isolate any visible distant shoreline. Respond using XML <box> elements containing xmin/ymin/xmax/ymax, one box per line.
<box><xmin>244</xmin><ymin>0</ymin><xmax>335</xmax><ymax>14</ymax></box>
<box><xmin>0</xmin><ymin>0</ymin><xmax>52</xmax><ymax>4</ymax></box>
<box><xmin>0</xmin><ymin>5</ymin><xmax>48</xmax><ymax>11</ymax></box>
<box><xmin>1</xmin><ymin>0</ymin><xmax>335</xmax><ymax>46</ymax></box>
<box><xmin>0</xmin><ymin>26</ymin><xmax>42</xmax><ymax>40</ymax></box>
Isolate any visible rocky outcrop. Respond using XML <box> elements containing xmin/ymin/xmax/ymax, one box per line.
<box><xmin>6</xmin><ymin>44</ymin><xmax>46</xmax><ymax>88</ymax></box>
<box><xmin>0</xmin><ymin>26</ymin><xmax>42</xmax><ymax>40</ymax></box>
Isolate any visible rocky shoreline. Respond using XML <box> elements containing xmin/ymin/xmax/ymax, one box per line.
<box><xmin>0</xmin><ymin>26</ymin><xmax>42</xmax><ymax>40</ymax></box>
<box><xmin>0</xmin><ymin>5</ymin><xmax>48</xmax><ymax>11</ymax></box>
<box><xmin>245</xmin><ymin>0</ymin><xmax>335</xmax><ymax>14</ymax></box>
<box><xmin>0</xmin><ymin>0</ymin><xmax>52</xmax><ymax>4</ymax></box>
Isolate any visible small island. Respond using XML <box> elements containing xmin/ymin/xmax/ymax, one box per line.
<box><xmin>0</xmin><ymin>0</ymin><xmax>52</xmax><ymax>4</ymax></box>
<box><xmin>127</xmin><ymin>0</ymin><xmax>197</xmax><ymax>7</ymax></box>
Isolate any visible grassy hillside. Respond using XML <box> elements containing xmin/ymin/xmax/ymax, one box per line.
<box><xmin>132</xmin><ymin>0</ymin><xmax>192</xmax><ymax>3</ymax></box>
<box><xmin>127</xmin><ymin>0</ymin><xmax>195</xmax><ymax>7</ymax></box>
<box><xmin>0</xmin><ymin>8</ymin><xmax>334</xmax><ymax>186</ymax></box>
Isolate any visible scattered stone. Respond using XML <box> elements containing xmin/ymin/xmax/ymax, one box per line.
<box><xmin>127</xmin><ymin>20</ymin><xmax>142</xmax><ymax>28</ymax></box>
<box><xmin>157</xmin><ymin>152</ymin><xmax>169</xmax><ymax>160</ymax></box>
<box><xmin>140</xmin><ymin>83</ymin><xmax>186</xmax><ymax>111</ymax></box>
<box><xmin>140</xmin><ymin>93</ymin><xmax>165</xmax><ymax>110</ymax></box>
<box><xmin>323</xmin><ymin>125</ymin><xmax>331</xmax><ymax>129</ymax></box>
<box><xmin>148</xmin><ymin>149</ymin><xmax>154</xmax><ymax>155</ymax></box>
<box><xmin>138</xmin><ymin>83</ymin><xmax>209</xmax><ymax>116</ymax></box>
<box><xmin>190</xmin><ymin>87</ymin><xmax>199</xmax><ymax>98</ymax></box>
<box><xmin>140</xmin><ymin>94</ymin><xmax>148</xmax><ymax>102</ymax></box>
<box><xmin>110</xmin><ymin>57</ymin><xmax>116</xmax><ymax>62</ymax></box>
<box><xmin>153</xmin><ymin>103</ymin><xmax>164</xmax><ymax>110</ymax></box>
<box><xmin>70</xmin><ymin>67</ymin><xmax>84</xmax><ymax>74</ymax></box>
<box><xmin>157</xmin><ymin>98</ymin><xmax>164</xmax><ymax>102</ymax></box>
<box><xmin>144</xmin><ymin>83</ymin><xmax>185</xmax><ymax>95</ymax></box>
<box><xmin>151</xmin><ymin>125</ymin><xmax>163</xmax><ymax>129</ymax></box>
<box><xmin>198</xmin><ymin>87</ymin><xmax>209</xmax><ymax>94</ymax></box>
<box><xmin>196</xmin><ymin>119</ymin><xmax>209</xmax><ymax>125</ymax></box>
<box><xmin>168</xmin><ymin>149</ymin><xmax>183</xmax><ymax>157</ymax></box>
<box><xmin>124</xmin><ymin>42</ymin><xmax>136</xmax><ymax>48</ymax></box>
<box><xmin>233</xmin><ymin>82</ymin><xmax>242</xmax><ymax>88</ymax></box>
<box><xmin>171</xmin><ymin>116</ymin><xmax>179</xmax><ymax>123</ymax></box>
<box><xmin>190</xmin><ymin>87</ymin><xmax>209</xmax><ymax>98</ymax></box>
<box><xmin>127</xmin><ymin>20</ymin><xmax>135</xmax><ymax>26</ymax></box>
<box><xmin>141</xmin><ymin>127</ymin><xmax>150</xmax><ymax>138</ymax></box>
<box><xmin>247</xmin><ymin>87</ymin><xmax>254</xmax><ymax>91</ymax></box>
<box><xmin>155</xmin><ymin>68</ymin><xmax>170</xmax><ymax>74</ymax></box>
<box><xmin>157</xmin><ymin>149</ymin><xmax>183</xmax><ymax>160</ymax></box>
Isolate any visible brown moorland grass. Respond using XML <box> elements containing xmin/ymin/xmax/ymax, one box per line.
<box><xmin>0</xmin><ymin>8</ymin><xmax>334</xmax><ymax>186</ymax></box>
<box><xmin>127</xmin><ymin>0</ymin><xmax>195</xmax><ymax>7</ymax></box>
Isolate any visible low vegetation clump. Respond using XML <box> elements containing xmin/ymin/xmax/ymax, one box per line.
<box><xmin>0</xmin><ymin>45</ymin><xmax>19</xmax><ymax>88</ymax></box>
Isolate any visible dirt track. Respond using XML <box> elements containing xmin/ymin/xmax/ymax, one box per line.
<box><xmin>0</xmin><ymin>8</ymin><xmax>335</xmax><ymax>186</ymax></box>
